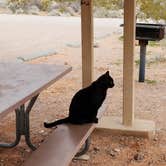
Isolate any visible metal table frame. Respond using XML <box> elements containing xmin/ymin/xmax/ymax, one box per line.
<box><xmin>0</xmin><ymin>94</ymin><xmax>39</xmax><ymax>150</ymax></box>
<box><xmin>0</xmin><ymin>63</ymin><xmax>72</xmax><ymax>151</ymax></box>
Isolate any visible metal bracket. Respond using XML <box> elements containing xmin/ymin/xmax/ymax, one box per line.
<box><xmin>0</xmin><ymin>94</ymin><xmax>39</xmax><ymax>150</ymax></box>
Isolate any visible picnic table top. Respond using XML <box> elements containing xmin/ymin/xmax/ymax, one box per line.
<box><xmin>0</xmin><ymin>63</ymin><xmax>72</xmax><ymax>118</ymax></box>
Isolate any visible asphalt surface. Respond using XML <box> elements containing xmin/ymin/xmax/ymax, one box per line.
<box><xmin>0</xmin><ymin>14</ymin><xmax>122</xmax><ymax>62</ymax></box>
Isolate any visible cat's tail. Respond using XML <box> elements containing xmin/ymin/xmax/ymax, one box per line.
<box><xmin>44</xmin><ymin>117</ymin><xmax>70</xmax><ymax>128</ymax></box>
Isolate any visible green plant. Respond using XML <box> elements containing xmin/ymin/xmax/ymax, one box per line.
<box><xmin>58</xmin><ymin>5</ymin><xmax>66</xmax><ymax>13</ymax></box>
<box><xmin>147</xmin><ymin>56</ymin><xmax>166</xmax><ymax>66</ymax></box>
<box><xmin>8</xmin><ymin>0</ymin><xmax>30</xmax><ymax>8</ymax></box>
<box><xmin>145</xmin><ymin>79</ymin><xmax>157</xmax><ymax>84</ymax></box>
<box><xmin>118</xmin><ymin>35</ymin><xmax>124</xmax><ymax>41</ymax></box>
<box><xmin>41</xmin><ymin>0</ymin><xmax>52</xmax><ymax>11</ymax></box>
<box><xmin>148</xmin><ymin>41</ymin><xmax>160</xmax><ymax>47</ymax></box>
<box><xmin>137</xmin><ymin>0</ymin><xmax>166</xmax><ymax>21</ymax></box>
<box><xmin>135</xmin><ymin>59</ymin><xmax>140</xmax><ymax>65</ymax></box>
<box><xmin>94</xmin><ymin>0</ymin><xmax>123</xmax><ymax>10</ymax></box>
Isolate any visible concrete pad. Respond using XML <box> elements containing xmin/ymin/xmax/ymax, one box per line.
<box><xmin>74</xmin><ymin>154</ymin><xmax>90</xmax><ymax>161</ymax></box>
<box><xmin>96</xmin><ymin>116</ymin><xmax>155</xmax><ymax>138</ymax></box>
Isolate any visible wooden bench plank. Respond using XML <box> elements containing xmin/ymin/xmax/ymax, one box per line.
<box><xmin>24</xmin><ymin>124</ymin><xmax>95</xmax><ymax>166</ymax></box>
<box><xmin>24</xmin><ymin>104</ymin><xmax>107</xmax><ymax>166</ymax></box>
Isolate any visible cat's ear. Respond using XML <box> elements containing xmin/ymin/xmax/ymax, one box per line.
<box><xmin>105</xmin><ymin>71</ymin><xmax>109</xmax><ymax>76</ymax></box>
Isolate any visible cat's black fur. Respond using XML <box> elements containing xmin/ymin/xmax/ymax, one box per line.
<box><xmin>44</xmin><ymin>71</ymin><xmax>114</xmax><ymax>128</ymax></box>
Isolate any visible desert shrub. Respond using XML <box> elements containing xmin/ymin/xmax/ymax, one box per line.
<box><xmin>137</xmin><ymin>0</ymin><xmax>166</xmax><ymax>21</ymax></box>
<box><xmin>40</xmin><ymin>0</ymin><xmax>52</xmax><ymax>11</ymax></box>
<box><xmin>94</xmin><ymin>0</ymin><xmax>123</xmax><ymax>10</ymax></box>
<box><xmin>8</xmin><ymin>0</ymin><xmax>29</xmax><ymax>8</ymax></box>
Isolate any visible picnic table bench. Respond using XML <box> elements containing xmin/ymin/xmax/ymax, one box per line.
<box><xmin>0</xmin><ymin>62</ymin><xmax>72</xmax><ymax>150</ymax></box>
<box><xmin>23</xmin><ymin>104</ymin><xmax>107</xmax><ymax>166</ymax></box>
<box><xmin>0</xmin><ymin>62</ymin><xmax>107</xmax><ymax>166</ymax></box>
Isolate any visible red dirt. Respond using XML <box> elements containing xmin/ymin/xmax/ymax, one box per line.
<box><xmin>0</xmin><ymin>34</ymin><xmax>166</xmax><ymax>166</ymax></box>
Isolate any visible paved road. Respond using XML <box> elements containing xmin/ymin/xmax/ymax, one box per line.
<box><xmin>0</xmin><ymin>14</ymin><xmax>123</xmax><ymax>62</ymax></box>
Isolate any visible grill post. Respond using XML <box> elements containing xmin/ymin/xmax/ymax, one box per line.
<box><xmin>138</xmin><ymin>40</ymin><xmax>148</xmax><ymax>82</ymax></box>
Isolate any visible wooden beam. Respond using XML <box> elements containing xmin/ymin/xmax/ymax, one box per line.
<box><xmin>123</xmin><ymin>0</ymin><xmax>136</xmax><ymax>126</ymax></box>
<box><xmin>81</xmin><ymin>0</ymin><xmax>94</xmax><ymax>88</ymax></box>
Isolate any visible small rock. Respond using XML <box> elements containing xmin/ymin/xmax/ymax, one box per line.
<box><xmin>93</xmin><ymin>147</ymin><xmax>100</xmax><ymax>154</ymax></box>
<box><xmin>40</xmin><ymin>139</ymin><xmax>45</xmax><ymax>143</ymax></box>
<box><xmin>110</xmin><ymin>152</ymin><xmax>116</xmax><ymax>157</ymax></box>
<box><xmin>25</xmin><ymin>149</ymin><xmax>31</xmax><ymax>153</ymax></box>
<box><xmin>120</xmin><ymin>137</ymin><xmax>125</xmax><ymax>141</ymax></box>
<box><xmin>113</xmin><ymin>148</ymin><xmax>120</xmax><ymax>153</ymax></box>
<box><xmin>94</xmin><ymin>7</ymin><xmax>109</xmax><ymax>18</ymax></box>
<box><xmin>108</xmin><ymin>9</ymin><xmax>123</xmax><ymax>18</ymax></box>
<box><xmin>48</xmin><ymin>9</ymin><xmax>61</xmax><ymax>16</ymax></box>
<box><xmin>70</xmin><ymin>1</ymin><xmax>80</xmax><ymax>13</ymax></box>
<box><xmin>39</xmin><ymin>130</ymin><xmax>45</xmax><ymax>134</ymax></box>
<box><xmin>15</xmin><ymin>8</ymin><xmax>24</xmax><ymax>14</ymax></box>
<box><xmin>93</xmin><ymin>42</ymin><xmax>99</xmax><ymax>48</ymax></box>
<box><xmin>48</xmin><ymin>1</ymin><xmax>59</xmax><ymax>11</ymax></box>
<box><xmin>64</xmin><ymin>62</ymin><xmax>68</xmax><ymax>65</ymax></box>
<box><xmin>134</xmin><ymin>153</ymin><xmax>144</xmax><ymax>162</ymax></box>
<box><xmin>27</xmin><ymin>5</ymin><xmax>40</xmax><ymax>15</ymax></box>
<box><xmin>153</xmin><ymin>137</ymin><xmax>158</xmax><ymax>141</ymax></box>
<box><xmin>93</xmin><ymin>147</ymin><xmax>100</xmax><ymax>152</ymax></box>
<box><xmin>59</xmin><ymin>12</ymin><xmax>71</xmax><ymax>17</ymax></box>
<box><xmin>65</xmin><ymin>6</ymin><xmax>77</xmax><ymax>16</ymax></box>
<box><xmin>66</xmin><ymin>42</ymin><xmax>80</xmax><ymax>48</ymax></box>
<box><xmin>108</xmin><ymin>149</ymin><xmax>116</xmax><ymax>157</ymax></box>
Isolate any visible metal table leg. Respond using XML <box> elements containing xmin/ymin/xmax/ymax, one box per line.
<box><xmin>139</xmin><ymin>40</ymin><xmax>148</xmax><ymax>82</ymax></box>
<box><xmin>0</xmin><ymin>94</ymin><xmax>39</xmax><ymax>150</ymax></box>
<box><xmin>75</xmin><ymin>137</ymin><xmax>91</xmax><ymax>157</ymax></box>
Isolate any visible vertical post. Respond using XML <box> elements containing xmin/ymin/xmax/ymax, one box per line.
<box><xmin>81</xmin><ymin>0</ymin><xmax>94</xmax><ymax>88</ymax></box>
<box><xmin>123</xmin><ymin>0</ymin><xmax>136</xmax><ymax>126</ymax></box>
<box><xmin>139</xmin><ymin>40</ymin><xmax>148</xmax><ymax>82</ymax></box>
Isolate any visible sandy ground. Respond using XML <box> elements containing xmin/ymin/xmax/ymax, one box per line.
<box><xmin>0</xmin><ymin>33</ymin><xmax>166</xmax><ymax>166</ymax></box>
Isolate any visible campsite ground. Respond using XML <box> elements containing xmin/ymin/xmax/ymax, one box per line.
<box><xmin>0</xmin><ymin>33</ymin><xmax>166</xmax><ymax>166</ymax></box>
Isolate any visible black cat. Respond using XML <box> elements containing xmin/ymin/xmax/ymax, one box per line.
<box><xmin>44</xmin><ymin>71</ymin><xmax>114</xmax><ymax>128</ymax></box>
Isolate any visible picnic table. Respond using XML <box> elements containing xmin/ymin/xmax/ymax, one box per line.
<box><xmin>0</xmin><ymin>63</ymin><xmax>72</xmax><ymax>150</ymax></box>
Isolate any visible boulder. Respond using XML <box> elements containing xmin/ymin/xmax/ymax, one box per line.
<box><xmin>108</xmin><ymin>9</ymin><xmax>123</xmax><ymax>18</ymax></box>
<box><xmin>27</xmin><ymin>5</ymin><xmax>40</xmax><ymax>15</ymax></box>
<box><xmin>65</xmin><ymin>6</ymin><xmax>77</xmax><ymax>16</ymax></box>
<box><xmin>15</xmin><ymin>8</ymin><xmax>24</xmax><ymax>14</ymax></box>
<box><xmin>69</xmin><ymin>1</ymin><xmax>80</xmax><ymax>13</ymax></box>
<box><xmin>48</xmin><ymin>9</ymin><xmax>61</xmax><ymax>16</ymax></box>
<box><xmin>94</xmin><ymin>7</ymin><xmax>110</xmax><ymax>18</ymax></box>
<box><xmin>48</xmin><ymin>1</ymin><xmax>59</xmax><ymax>12</ymax></box>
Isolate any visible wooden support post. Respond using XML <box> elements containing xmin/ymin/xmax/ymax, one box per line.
<box><xmin>123</xmin><ymin>0</ymin><xmax>136</xmax><ymax>126</ymax></box>
<box><xmin>97</xmin><ymin>0</ymin><xmax>155</xmax><ymax>138</ymax></box>
<box><xmin>81</xmin><ymin>0</ymin><xmax>94</xmax><ymax>88</ymax></box>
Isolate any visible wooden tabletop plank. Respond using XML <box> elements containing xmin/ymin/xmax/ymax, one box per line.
<box><xmin>0</xmin><ymin>63</ymin><xmax>72</xmax><ymax>118</ymax></box>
